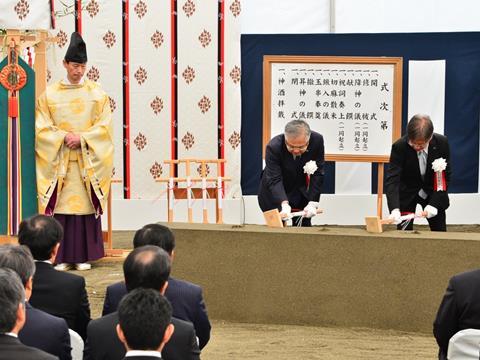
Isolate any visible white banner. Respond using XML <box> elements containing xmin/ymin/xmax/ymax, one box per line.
<box><xmin>0</xmin><ymin>0</ymin><xmax>52</xmax><ymax>30</ymax></box>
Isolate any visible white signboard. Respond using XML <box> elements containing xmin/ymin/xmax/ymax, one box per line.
<box><xmin>263</xmin><ymin>56</ymin><xmax>403</xmax><ymax>162</ymax></box>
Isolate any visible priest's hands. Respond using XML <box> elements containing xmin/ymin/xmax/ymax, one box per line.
<box><xmin>280</xmin><ymin>202</ymin><xmax>291</xmax><ymax>219</ymax></box>
<box><xmin>64</xmin><ymin>132</ymin><xmax>81</xmax><ymax>149</ymax></box>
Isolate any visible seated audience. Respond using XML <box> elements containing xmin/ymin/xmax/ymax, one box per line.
<box><xmin>102</xmin><ymin>223</ymin><xmax>211</xmax><ymax>348</ymax></box>
<box><xmin>116</xmin><ymin>288</ymin><xmax>174</xmax><ymax>359</ymax></box>
<box><xmin>0</xmin><ymin>244</ymin><xmax>71</xmax><ymax>360</ymax></box>
<box><xmin>0</xmin><ymin>268</ymin><xmax>57</xmax><ymax>360</ymax></box>
<box><xmin>85</xmin><ymin>245</ymin><xmax>200</xmax><ymax>360</ymax></box>
<box><xmin>433</xmin><ymin>269</ymin><xmax>480</xmax><ymax>360</ymax></box>
<box><xmin>18</xmin><ymin>214</ymin><xmax>91</xmax><ymax>339</ymax></box>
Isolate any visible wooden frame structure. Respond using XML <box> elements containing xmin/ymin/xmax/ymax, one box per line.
<box><xmin>263</xmin><ymin>55</ymin><xmax>403</xmax><ymax>217</ymax></box>
<box><xmin>156</xmin><ymin>159</ymin><xmax>231</xmax><ymax>224</ymax></box>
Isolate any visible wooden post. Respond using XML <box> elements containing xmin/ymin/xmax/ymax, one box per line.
<box><xmin>214</xmin><ymin>159</ymin><xmax>226</xmax><ymax>224</ymax></box>
<box><xmin>197</xmin><ymin>160</ymin><xmax>209</xmax><ymax>224</ymax></box>
<box><xmin>164</xmin><ymin>160</ymin><xmax>179</xmax><ymax>222</ymax></box>
<box><xmin>180</xmin><ymin>159</ymin><xmax>194</xmax><ymax>223</ymax></box>
<box><xmin>0</xmin><ymin>236</ymin><xmax>17</xmax><ymax>245</ymax></box>
<box><xmin>377</xmin><ymin>163</ymin><xmax>384</xmax><ymax>218</ymax></box>
<box><xmin>33</xmin><ymin>31</ymin><xmax>47</xmax><ymax>99</ymax></box>
<box><xmin>103</xmin><ymin>179</ymin><xmax>123</xmax><ymax>257</ymax></box>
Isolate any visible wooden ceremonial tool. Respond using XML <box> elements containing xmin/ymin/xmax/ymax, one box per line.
<box><xmin>264</xmin><ymin>208</ymin><xmax>324</xmax><ymax>228</ymax></box>
<box><xmin>365</xmin><ymin>216</ymin><xmax>394</xmax><ymax>233</ymax></box>
<box><xmin>289</xmin><ymin>208</ymin><xmax>323</xmax><ymax>218</ymax></box>
<box><xmin>365</xmin><ymin>212</ymin><xmax>425</xmax><ymax>233</ymax></box>
<box><xmin>263</xmin><ymin>209</ymin><xmax>284</xmax><ymax>228</ymax></box>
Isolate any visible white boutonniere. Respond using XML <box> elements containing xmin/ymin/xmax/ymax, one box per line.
<box><xmin>431</xmin><ymin>157</ymin><xmax>447</xmax><ymax>172</ymax></box>
<box><xmin>303</xmin><ymin>160</ymin><xmax>318</xmax><ymax>175</ymax></box>
<box><xmin>303</xmin><ymin>160</ymin><xmax>317</xmax><ymax>191</ymax></box>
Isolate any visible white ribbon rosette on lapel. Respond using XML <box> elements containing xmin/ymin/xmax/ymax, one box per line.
<box><xmin>303</xmin><ymin>160</ymin><xmax>318</xmax><ymax>191</ymax></box>
<box><xmin>431</xmin><ymin>157</ymin><xmax>447</xmax><ymax>191</ymax></box>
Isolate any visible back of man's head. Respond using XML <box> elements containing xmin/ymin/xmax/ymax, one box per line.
<box><xmin>18</xmin><ymin>215</ymin><xmax>63</xmax><ymax>260</ymax></box>
<box><xmin>117</xmin><ymin>288</ymin><xmax>173</xmax><ymax>351</ymax></box>
<box><xmin>132</xmin><ymin>224</ymin><xmax>175</xmax><ymax>254</ymax></box>
<box><xmin>0</xmin><ymin>245</ymin><xmax>35</xmax><ymax>287</ymax></box>
<box><xmin>0</xmin><ymin>268</ymin><xmax>25</xmax><ymax>333</ymax></box>
<box><xmin>123</xmin><ymin>245</ymin><xmax>171</xmax><ymax>293</ymax></box>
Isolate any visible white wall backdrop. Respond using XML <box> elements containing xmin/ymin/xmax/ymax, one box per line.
<box><xmin>242</xmin><ymin>0</ymin><xmax>480</xmax><ymax>34</ymax></box>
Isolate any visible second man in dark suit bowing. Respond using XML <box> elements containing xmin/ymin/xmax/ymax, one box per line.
<box><xmin>258</xmin><ymin>119</ymin><xmax>325</xmax><ymax>226</ymax></box>
<box><xmin>385</xmin><ymin>114</ymin><xmax>451</xmax><ymax>231</ymax></box>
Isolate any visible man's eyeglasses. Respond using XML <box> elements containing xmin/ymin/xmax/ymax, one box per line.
<box><xmin>285</xmin><ymin>141</ymin><xmax>309</xmax><ymax>151</ymax></box>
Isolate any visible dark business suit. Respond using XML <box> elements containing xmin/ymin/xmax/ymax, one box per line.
<box><xmin>258</xmin><ymin>131</ymin><xmax>325</xmax><ymax>225</ymax></box>
<box><xmin>84</xmin><ymin>312</ymin><xmax>200</xmax><ymax>360</ymax></box>
<box><xmin>19</xmin><ymin>302</ymin><xmax>72</xmax><ymax>360</ymax></box>
<box><xmin>433</xmin><ymin>269</ymin><xmax>480</xmax><ymax>360</ymax></box>
<box><xmin>385</xmin><ymin>133</ymin><xmax>451</xmax><ymax>231</ymax></box>
<box><xmin>29</xmin><ymin>261</ymin><xmax>91</xmax><ymax>339</ymax></box>
<box><xmin>0</xmin><ymin>334</ymin><xmax>58</xmax><ymax>360</ymax></box>
<box><xmin>102</xmin><ymin>278</ymin><xmax>211</xmax><ymax>349</ymax></box>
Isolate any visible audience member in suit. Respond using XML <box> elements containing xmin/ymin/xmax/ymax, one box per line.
<box><xmin>385</xmin><ymin>114</ymin><xmax>451</xmax><ymax>231</ymax></box>
<box><xmin>0</xmin><ymin>268</ymin><xmax>57</xmax><ymax>360</ymax></box>
<box><xmin>433</xmin><ymin>269</ymin><xmax>480</xmax><ymax>360</ymax></box>
<box><xmin>84</xmin><ymin>245</ymin><xmax>200</xmax><ymax>360</ymax></box>
<box><xmin>116</xmin><ymin>288</ymin><xmax>174</xmax><ymax>359</ymax></box>
<box><xmin>0</xmin><ymin>244</ymin><xmax>71</xmax><ymax>360</ymax></box>
<box><xmin>18</xmin><ymin>214</ymin><xmax>91</xmax><ymax>339</ymax></box>
<box><xmin>102</xmin><ymin>223</ymin><xmax>211</xmax><ymax>349</ymax></box>
<box><xmin>257</xmin><ymin>119</ymin><xmax>325</xmax><ymax>226</ymax></box>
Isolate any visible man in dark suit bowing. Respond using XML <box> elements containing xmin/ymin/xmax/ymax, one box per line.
<box><xmin>385</xmin><ymin>114</ymin><xmax>451</xmax><ymax>231</ymax></box>
<box><xmin>84</xmin><ymin>245</ymin><xmax>200</xmax><ymax>360</ymax></box>
<box><xmin>0</xmin><ymin>268</ymin><xmax>57</xmax><ymax>360</ymax></box>
<box><xmin>0</xmin><ymin>244</ymin><xmax>71</xmax><ymax>360</ymax></box>
<box><xmin>116</xmin><ymin>288</ymin><xmax>174</xmax><ymax>360</ymax></box>
<box><xmin>258</xmin><ymin>119</ymin><xmax>325</xmax><ymax>226</ymax></box>
<box><xmin>18</xmin><ymin>214</ymin><xmax>91</xmax><ymax>339</ymax></box>
<box><xmin>102</xmin><ymin>223</ymin><xmax>211</xmax><ymax>349</ymax></box>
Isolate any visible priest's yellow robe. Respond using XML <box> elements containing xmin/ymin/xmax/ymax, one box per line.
<box><xmin>35</xmin><ymin>79</ymin><xmax>113</xmax><ymax>216</ymax></box>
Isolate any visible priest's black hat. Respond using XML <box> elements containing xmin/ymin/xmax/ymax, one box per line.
<box><xmin>64</xmin><ymin>32</ymin><xmax>88</xmax><ymax>63</ymax></box>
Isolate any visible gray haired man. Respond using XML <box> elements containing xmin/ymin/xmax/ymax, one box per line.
<box><xmin>258</xmin><ymin>119</ymin><xmax>325</xmax><ymax>226</ymax></box>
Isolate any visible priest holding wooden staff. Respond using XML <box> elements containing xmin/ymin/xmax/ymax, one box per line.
<box><xmin>35</xmin><ymin>32</ymin><xmax>114</xmax><ymax>270</ymax></box>
<box><xmin>385</xmin><ymin>114</ymin><xmax>451</xmax><ymax>231</ymax></box>
<box><xmin>258</xmin><ymin>120</ymin><xmax>325</xmax><ymax>227</ymax></box>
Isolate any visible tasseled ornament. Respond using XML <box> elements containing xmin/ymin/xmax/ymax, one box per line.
<box><xmin>8</xmin><ymin>92</ymin><xmax>18</xmax><ymax>118</ymax></box>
